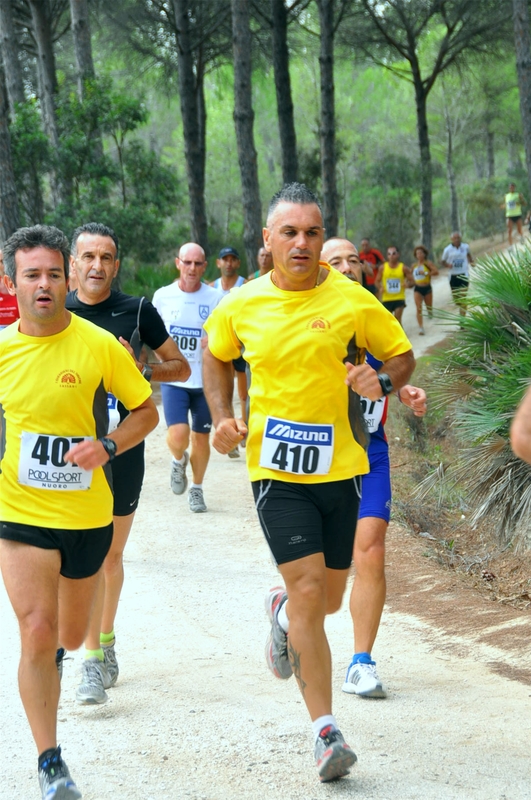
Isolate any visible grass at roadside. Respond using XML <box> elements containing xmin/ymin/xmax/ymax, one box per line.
<box><xmin>384</xmin><ymin>344</ymin><xmax>531</xmax><ymax>611</ymax></box>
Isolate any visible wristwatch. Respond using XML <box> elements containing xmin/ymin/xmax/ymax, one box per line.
<box><xmin>99</xmin><ymin>437</ymin><xmax>118</xmax><ymax>461</ymax></box>
<box><xmin>377</xmin><ymin>372</ymin><xmax>394</xmax><ymax>396</ymax></box>
<box><xmin>141</xmin><ymin>364</ymin><xmax>153</xmax><ymax>383</ymax></box>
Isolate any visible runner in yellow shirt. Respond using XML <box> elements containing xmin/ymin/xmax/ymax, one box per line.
<box><xmin>375</xmin><ymin>246</ymin><xmax>412</xmax><ymax>326</ymax></box>
<box><xmin>502</xmin><ymin>182</ymin><xmax>526</xmax><ymax>245</ymax></box>
<box><xmin>410</xmin><ymin>245</ymin><xmax>438</xmax><ymax>335</ymax></box>
<box><xmin>0</xmin><ymin>225</ymin><xmax>158</xmax><ymax>800</ymax></box>
<box><xmin>203</xmin><ymin>183</ymin><xmax>415</xmax><ymax>782</ymax></box>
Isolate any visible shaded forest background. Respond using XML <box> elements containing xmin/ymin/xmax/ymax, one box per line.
<box><xmin>1</xmin><ymin>0</ymin><xmax>531</xmax><ymax>288</ymax></box>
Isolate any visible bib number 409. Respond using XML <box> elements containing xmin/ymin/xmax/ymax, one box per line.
<box><xmin>271</xmin><ymin>442</ymin><xmax>319</xmax><ymax>474</ymax></box>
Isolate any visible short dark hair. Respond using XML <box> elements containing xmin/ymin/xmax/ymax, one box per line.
<box><xmin>267</xmin><ymin>182</ymin><xmax>322</xmax><ymax>225</ymax></box>
<box><xmin>71</xmin><ymin>222</ymin><xmax>119</xmax><ymax>257</ymax></box>
<box><xmin>3</xmin><ymin>225</ymin><xmax>70</xmax><ymax>284</ymax></box>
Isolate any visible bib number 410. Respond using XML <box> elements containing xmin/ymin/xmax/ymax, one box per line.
<box><xmin>271</xmin><ymin>442</ymin><xmax>319</xmax><ymax>474</ymax></box>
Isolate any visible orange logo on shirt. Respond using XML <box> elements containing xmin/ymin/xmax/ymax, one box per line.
<box><xmin>55</xmin><ymin>370</ymin><xmax>82</xmax><ymax>387</ymax></box>
<box><xmin>307</xmin><ymin>316</ymin><xmax>331</xmax><ymax>331</ymax></box>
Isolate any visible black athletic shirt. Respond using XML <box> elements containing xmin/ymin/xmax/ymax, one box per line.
<box><xmin>66</xmin><ymin>289</ymin><xmax>169</xmax><ymax>422</ymax></box>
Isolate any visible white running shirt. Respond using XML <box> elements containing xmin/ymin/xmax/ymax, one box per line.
<box><xmin>153</xmin><ymin>281</ymin><xmax>222</xmax><ymax>388</ymax></box>
<box><xmin>441</xmin><ymin>243</ymin><xmax>471</xmax><ymax>277</ymax></box>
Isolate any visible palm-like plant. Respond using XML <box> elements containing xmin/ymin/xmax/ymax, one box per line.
<box><xmin>426</xmin><ymin>246</ymin><xmax>531</xmax><ymax>549</ymax></box>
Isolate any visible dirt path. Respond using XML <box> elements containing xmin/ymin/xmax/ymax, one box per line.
<box><xmin>2</xmin><ymin>247</ymin><xmax>531</xmax><ymax>799</ymax></box>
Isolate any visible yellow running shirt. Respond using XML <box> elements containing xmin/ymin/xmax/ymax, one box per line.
<box><xmin>505</xmin><ymin>192</ymin><xmax>522</xmax><ymax>217</ymax></box>
<box><xmin>411</xmin><ymin>263</ymin><xmax>431</xmax><ymax>286</ymax></box>
<box><xmin>204</xmin><ymin>264</ymin><xmax>411</xmax><ymax>483</ymax></box>
<box><xmin>0</xmin><ymin>314</ymin><xmax>152</xmax><ymax>529</ymax></box>
<box><xmin>381</xmin><ymin>262</ymin><xmax>407</xmax><ymax>303</ymax></box>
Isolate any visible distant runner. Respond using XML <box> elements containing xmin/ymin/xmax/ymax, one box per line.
<box><xmin>410</xmin><ymin>245</ymin><xmax>438</xmax><ymax>335</ymax></box>
<box><xmin>249</xmin><ymin>246</ymin><xmax>273</xmax><ymax>280</ymax></box>
<box><xmin>441</xmin><ymin>232</ymin><xmax>474</xmax><ymax>319</ymax></box>
<box><xmin>358</xmin><ymin>238</ymin><xmax>383</xmax><ymax>295</ymax></box>
<box><xmin>376</xmin><ymin>246</ymin><xmax>412</xmax><ymax>326</ymax></box>
<box><xmin>153</xmin><ymin>243</ymin><xmax>222</xmax><ymax>513</ymax></box>
<box><xmin>0</xmin><ymin>249</ymin><xmax>19</xmax><ymax>330</ymax></box>
<box><xmin>203</xmin><ymin>183</ymin><xmax>415</xmax><ymax>782</ymax></box>
<box><xmin>502</xmin><ymin>182</ymin><xmax>526</xmax><ymax>246</ymax></box>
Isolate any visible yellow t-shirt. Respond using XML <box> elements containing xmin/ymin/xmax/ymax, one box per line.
<box><xmin>0</xmin><ymin>314</ymin><xmax>152</xmax><ymax>529</ymax></box>
<box><xmin>505</xmin><ymin>192</ymin><xmax>522</xmax><ymax>217</ymax></box>
<box><xmin>381</xmin><ymin>262</ymin><xmax>407</xmax><ymax>302</ymax></box>
<box><xmin>204</xmin><ymin>264</ymin><xmax>411</xmax><ymax>483</ymax></box>
<box><xmin>411</xmin><ymin>263</ymin><xmax>431</xmax><ymax>286</ymax></box>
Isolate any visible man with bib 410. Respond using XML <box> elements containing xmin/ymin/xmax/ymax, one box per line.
<box><xmin>203</xmin><ymin>183</ymin><xmax>415</xmax><ymax>783</ymax></box>
<box><xmin>375</xmin><ymin>246</ymin><xmax>412</xmax><ymax>326</ymax></box>
<box><xmin>0</xmin><ymin>225</ymin><xmax>158</xmax><ymax>800</ymax></box>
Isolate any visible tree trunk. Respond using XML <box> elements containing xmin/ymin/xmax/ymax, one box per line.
<box><xmin>69</xmin><ymin>0</ymin><xmax>95</xmax><ymax>97</ymax></box>
<box><xmin>486</xmin><ymin>128</ymin><xmax>495</xmax><ymax>179</ymax></box>
<box><xmin>317</xmin><ymin>0</ymin><xmax>337</xmax><ymax>238</ymax></box>
<box><xmin>0</xmin><ymin>64</ymin><xmax>20</xmax><ymax>241</ymax></box>
<box><xmin>28</xmin><ymin>0</ymin><xmax>59</xmax><ymax>150</ymax></box>
<box><xmin>413</xmin><ymin>75</ymin><xmax>432</xmax><ymax>252</ymax></box>
<box><xmin>0</xmin><ymin>0</ymin><xmax>25</xmax><ymax>117</ymax></box>
<box><xmin>512</xmin><ymin>0</ymin><xmax>531</xmax><ymax>203</ymax></box>
<box><xmin>444</xmin><ymin>104</ymin><xmax>459</xmax><ymax>232</ymax></box>
<box><xmin>271</xmin><ymin>0</ymin><xmax>298</xmax><ymax>183</ymax></box>
<box><xmin>172</xmin><ymin>0</ymin><xmax>209</xmax><ymax>253</ymax></box>
<box><xmin>231</xmin><ymin>0</ymin><xmax>262</xmax><ymax>273</ymax></box>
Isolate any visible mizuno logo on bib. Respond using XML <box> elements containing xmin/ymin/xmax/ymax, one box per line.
<box><xmin>169</xmin><ymin>324</ymin><xmax>201</xmax><ymax>362</ymax></box>
<box><xmin>260</xmin><ymin>416</ymin><xmax>334</xmax><ymax>475</ymax></box>
<box><xmin>18</xmin><ymin>431</ymin><xmax>93</xmax><ymax>491</ymax></box>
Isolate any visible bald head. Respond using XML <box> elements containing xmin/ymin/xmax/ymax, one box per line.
<box><xmin>321</xmin><ymin>238</ymin><xmax>361</xmax><ymax>281</ymax></box>
<box><xmin>179</xmin><ymin>242</ymin><xmax>206</xmax><ymax>262</ymax></box>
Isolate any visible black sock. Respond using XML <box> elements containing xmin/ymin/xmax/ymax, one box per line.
<box><xmin>38</xmin><ymin>746</ymin><xmax>60</xmax><ymax>770</ymax></box>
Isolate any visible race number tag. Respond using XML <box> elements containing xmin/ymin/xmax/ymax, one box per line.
<box><xmin>18</xmin><ymin>431</ymin><xmax>93</xmax><ymax>491</ymax></box>
<box><xmin>386</xmin><ymin>278</ymin><xmax>401</xmax><ymax>294</ymax></box>
<box><xmin>169</xmin><ymin>324</ymin><xmax>201</xmax><ymax>362</ymax></box>
<box><xmin>107</xmin><ymin>393</ymin><xmax>120</xmax><ymax>433</ymax></box>
<box><xmin>360</xmin><ymin>396</ymin><xmax>386</xmax><ymax>434</ymax></box>
<box><xmin>507</xmin><ymin>198</ymin><xmax>517</xmax><ymax>210</ymax></box>
<box><xmin>452</xmin><ymin>258</ymin><xmax>465</xmax><ymax>274</ymax></box>
<box><xmin>259</xmin><ymin>417</ymin><xmax>334</xmax><ymax>475</ymax></box>
<box><xmin>413</xmin><ymin>266</ymin><xmax>428</xmax><ymax>281</ymax></box>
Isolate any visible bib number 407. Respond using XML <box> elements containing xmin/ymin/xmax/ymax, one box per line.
<box><xmin>271</xmin><ymin>442</ymin><xmax>319</xmax><ymax>474</ymax></box>
<box><xmin>31</xmin><ymin>435</ymin><xmax>84</xmax><ymax>467</ymax></box>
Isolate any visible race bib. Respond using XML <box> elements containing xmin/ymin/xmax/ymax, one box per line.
<box><xmin>18</xmin><ymin>431</ymin><xmax>93</xmax><ymax>491</ymax></box>
<box><xmin>360</xmin><ymin>396</ymin><xmax>386</xmax><ymax>434</ymax></box>
<box><xmin>259</xmin><ymin>417</ymin><xmax>334</xmax><ymax>475</ymax></box>
<box><xmin>451</xmin><ymin>258</ymin><xmax>466</xmax><ymax>274</ymax></box>
<box><xmin>507</xmin><ymin>199</ymin><xmax>517</xmax><ymax>210</ymax></box>
<box><xmin>107</xmin><ymin>393</ymin><xmax>120</xmax><ymax>433</ymax></box>
<box><xmin>413</xmin><ymin>266</ymin><xmax>428</xmax><ymax>281</ymax></box>
<box><xmin>169</xmin><ymin>324</ymin><xmax>201</xmax><ymax>362</ymax></box>
<box><xmin>386</xmin><ymin>278</ymin><xmax>401</xmax><ymax>294</ymax></box>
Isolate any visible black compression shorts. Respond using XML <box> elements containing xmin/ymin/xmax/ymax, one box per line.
<box><xmin>383</xmin><ymin>299</ymin><xmax>406</xmax><ymax>312</ymax></box>
<box><xmin>111</xmin><ymin>441</ymin><xmax>145</xmax><ymax>516</ymax></box>
<box><xmin>233</xmin><ymin>355</ymin><xmax>247</xmax><ymax>373</ymax></box>
<box><xmin>251</xmin><ymin>478</ymin><xmax>361</xmax><ymax>570</ymax></box>
<box><xmin>449</xmin><ymin>274</ymin><xmax>469</xmax><ymax>291</ymax></box>
<box><xmin>414</xmin><ymin>284</ymin><xmax>432</xmax><ymax>297</ymax></box>
<box><xmin>0</xmin><ymin>521</ymin><xmax>113</xmax><ymax>579</ymax></box>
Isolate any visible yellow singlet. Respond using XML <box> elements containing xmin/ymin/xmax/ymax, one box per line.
<box><xmin>505</xmin><ymin>192</ymin><xmax>522</xmax><ymax>217</ymax></box>
<box><xmin>381</xmin><ymin>262</ymin><xmax>406</xmax><ymax>303</ymax></box>
<box><xmin>411</xmin><ymin>263</ymin><xmax>431</xmax><ymax>286</ymax></box>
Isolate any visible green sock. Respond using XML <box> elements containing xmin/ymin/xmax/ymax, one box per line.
<box><xmin>85</xmin><ymin>648</ymin><xmax>104</xmax><ymax>662</ymax></box>
<box><xmin>100</xmin><ymin>630</ymin><xmax>115</xmax><ymax>645</ymax></box>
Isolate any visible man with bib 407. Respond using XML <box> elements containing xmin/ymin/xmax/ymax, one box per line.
<box><xmin>0</xmin><ymin>225</ymin><xmax>158</xmax><ymax>800</ymax></box>
<box><xmin>203</xmin><ymin>183</ymin><xmax>415</xmax><ymax>783</ymax></box>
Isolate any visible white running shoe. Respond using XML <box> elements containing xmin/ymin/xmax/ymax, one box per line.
<box><xmin>170</xmin><ymin>452</ymin><xmax>189</xmax><ymax>495</ymax></box>
<box><xmin>419</xmin><ymin>327</ymin><xmax>425</xmax><ymax>335</ymax></box>
<box><xmin>342</xmin><ymin>658</ymin><xmax>387</xmax><ymax>698</ymax></box>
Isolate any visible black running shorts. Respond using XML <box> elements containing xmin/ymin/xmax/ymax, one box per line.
<box><xmin>0</xmin><ymin>521</ymin><xmax>113</xmax><ymax>579</ymax></box>
<box><xmin>111</xmin><ymin>441</ymin><xmax>145</xmax><ymax>516</ymax></box>
<box><xmin>251</xmin><ymin>478</ymin><xmax>361</xmax><ymax>570</ymax></box>
<box><xmin>414</xmin><ymin>284</ymin><xmax>432</xmax><ymax>297</ymax></box>
<box><xmin>449</xmin><ymin>274</ymin><xmax>469</xmax><ymax>292</ymax></box>
<box><xmin>383</xmin><ymin>299</ymin><xmax>406</xmax><ymax>312</ymax></box>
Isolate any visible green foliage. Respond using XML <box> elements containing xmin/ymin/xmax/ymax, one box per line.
<box><xmin>9</xmin><ymin>101</ymin><xmax>50</xmax><ymax>225</ymax></box>
<box><xmin>427</xmin><ymin>248</ymin><xmax>531</xmax><ymax>547</ymax></box>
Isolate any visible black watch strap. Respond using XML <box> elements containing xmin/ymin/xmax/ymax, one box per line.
<box><xmin>377</xmin><ymin>372</ymin><xmax>394</xmax><ymax>396</ymax></box>
<box><xmin>99</xmin><ymin>437</ymin><xmax>118</xmax><ymax>461</ymax></box>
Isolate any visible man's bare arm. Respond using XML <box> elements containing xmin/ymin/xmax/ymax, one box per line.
<box><xmin>119</xmin><ymin>336</ymin><xmax>191</xmax><ymax>383</ymax></box>
<box><xmin>345</xmin><ymin>350</ymin><xmax>416</xmax><ymax>401</ymax></box>
<box><xmin>511</xmin><ymin>385</ymin><xmax>531</xmax><ymax>463</ymax></box>
<box><xmin>65</xmin><ymin>397</ymin><xmax>159</xmax><ymax>469</ymax></box>
<box><xmin>203</xmin><ymin>347</ymin><xmax>247</xmax><ymax>453</ymax></box>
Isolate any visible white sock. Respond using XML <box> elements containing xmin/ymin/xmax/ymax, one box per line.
<box><xmin>277</xmin><ymin>600</ymin><xmax>289</xmax><ymax>633</ymax></box>
<box><xmin>173</xmin><ymin>455</ymin><xmax>185</xmax><ymax>465</ymax></box>
<box><xmin>312</xmin><ymin>715</ymin><xmax>338</xmax><ymax>741</ymax></box>
<box><xmin>191</xmin><ymin>483</ymin><xmax>202</xmax><ymax>489</ymax></box>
